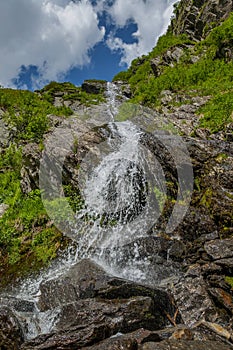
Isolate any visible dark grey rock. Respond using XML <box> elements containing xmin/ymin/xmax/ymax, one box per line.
<box><xmin>82</xmin><ymin>80</ymin><xmax>107</xmax><ymax>94</ymax></box>
<box><xmin>37</xmin><ymin>259</ymin><xmax>180</xmax><ymax>331</ymax></box>
<box><xmin>171</xmin><ymin>265</ymin><xmax>230</xmax><ymax>326</ymax></box>
<box><xmin>204</xmin><ymin>239</ymin><xmax>233</xmax><ymax>260</ymax></box>
<box><xmin>170</xmin><ymin>0</ymin><xmax>233</xmax><ymax>41</ymax></box>
<box><xmin>0</xmin><ymin>306</ymin><xmax>24</xmax><ymax>349</ymax></box>
<box><xmin>20</xmin><ymin>143</ymin><xmax>41</xmax><ymax>194</ymax></box>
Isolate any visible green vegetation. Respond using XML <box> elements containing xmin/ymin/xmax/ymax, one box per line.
<box><xmin>0</xmin><ymin>145</ymin><xmax>62</xmax><ymax>274</ymax></box>
<box><xmin>199</xmin><ymin>91</ymin><xmax>233</xmax><ymax>132</ymax></box>
<box><xmin>0</xmin><ymin>139</ymin><xmax>85</xmax><ymax>284</ymax></box>
<box><xmin>0</xmin><ymin>88</ymin><xmax>72</xmax><ymax>142</ymax></box>
<box><xmin>113</xmin><ymin>13</ymin><xmax>233</xmax><ymax>133</ymax></box>
<box><xmin>40</xmin><ymin>81</ymin><xmax>105</xmax><ymax>106</ymax></box>
<box><xmin>0</xmin><ymin>79</ymin><xmax>106</xmax><ymax>281</ymax></box>
<box><xmin>63</xmin><ymin>90</ymin><xmax>105</xmax><ymax>105</ymax></box>
<box><xmin>225</xmin><ymin>276</ymin><xmax>233</xmax><ymax>288</ymax></box>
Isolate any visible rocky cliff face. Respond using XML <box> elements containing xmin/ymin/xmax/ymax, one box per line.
<box><xmin>171</xmin><ymin>0</ymin><xmax>233</xmax><ymax>40</ymax></box>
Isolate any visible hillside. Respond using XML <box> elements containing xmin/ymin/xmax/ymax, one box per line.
<box><xmin>114</xmin><ymin>0</ymin><xmax>233</xmax><ymax>134</ymax></box>
<box><xmin>0</xmin><ymin>1</ymin><xmax>233</xmax><ymax>349</ymax></box>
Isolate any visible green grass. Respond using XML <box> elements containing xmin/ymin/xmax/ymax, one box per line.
<box><xmin>225</xmin><ymin>276</ymin><xmax>233</xmax><ymax>288</ymax></box>
<box><xmin>0</xmin><ymin>147</ymin><xmax>60</xmax><ymax>277</ymax></box>
<box><xmin>113</xmin><ymin>13</ymin><xmax>233</xmax><ymax>133</ymax></box>
<box><xmin>0</xmin><ymin>88</ymin><xmax>72</xmax><ymax>142</ymax></box>
<box><xmin>40</xmin><ymin>81</ymin><xmax>106</xmax><ymax>106</ymax></box>
<box><xmin>63</xmin><ymin>90</ymin><xmax>105</xmax><ymax>105</ymax></box>
<box><xmin>199</xmin><ymin>91</ymin><xmax>233</xmax><ymax>132</ymax></box>
<box><xmin>0</xmin><ymin>143</ymin><xmax>84</xmax><ymax>276</ymax></box>
<box><xmin>0</xmin><ymin>83</ymin><xmax>91</xmax><ymax>283</ymax></box>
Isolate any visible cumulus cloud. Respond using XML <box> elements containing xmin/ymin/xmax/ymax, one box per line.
<box><xmin>0</xmin><ymin>0</ymin><xmax>176</xmax><ymax>88</ymax></box>
<box><xmin>0</xmin><ymin>0</ymin><xmax>105</xmax><ymax>88</ymax></box>
<box><xmin>106</xmin><ymin>0</ymin><xmax>177</xmax><ymax>65</ymax></box>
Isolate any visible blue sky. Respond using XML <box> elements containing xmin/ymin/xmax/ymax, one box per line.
<box><xmin>0</xmin><ymin>0</ymin><xmax>176</xmax><ymax>90</ymax></box>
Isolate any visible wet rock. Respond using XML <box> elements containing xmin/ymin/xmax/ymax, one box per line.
<box><xmin>22</xmin><ymin>328</ymin><xmax>162</xmax><ymax>350</ymax></box>
<box><xmin>0</xmin><ymin>306</ymin><xmax>24</xmax><ymax>349</ymax></box>
<box><xmin>37</xmin><ymin>259</ymin><xmax>181</xmax><ymax>341</ymax></box>
<box><xmin>101</xmin><ymin>237</ymin><xmax>182</xmax><ymax>287</ymax></box>
<box><xmin>37</xmin><ymin>259</ymin><xmax>108</xmax><ymax>310</ymax></box>
<box><xmin>55</xmin><ymin>296</ymin><xmax>159</xmax><ymax>333</ymax></box>
<box><xmin>0</xmin><ymin>296</ymin><xmax>35</xmax><ymax>313</ymax></box>
<box><xmin>21</xmin><ymin>323</ymin><xmax>112</xmax><ymax>349</ymax></box>
<box><xmin>23</xmin><ymin>116</ymin><xmax>107</xmax><ymax>201</ymax></box>
<box><xmin>113</xmin><ymin>81</ymin><xmax>132</xmax><ymax>98</ymax></box>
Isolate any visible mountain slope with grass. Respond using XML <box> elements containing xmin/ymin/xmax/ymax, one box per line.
<box><xmin>114</xmin><ymin>0</ymin><xmax>233</xmax><ymax>133</ymax></box>
<box><xmin>0</xmin><ymin>81</ymin><xmax>106</xmax><ymax>285</ymax></box>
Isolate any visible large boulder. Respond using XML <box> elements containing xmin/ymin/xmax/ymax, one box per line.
<box><xmin>100</xmin><ymin>236</ymin><xmax>183</xmax><ymax>287</ymax></box>
<box><xmin>22</xmin><ymin>259</ymin><xmax>181</xmax><ymax>349</ymax></box>
<box><xmin>38</xmin><ymin>259</ymin><xmax>180</xmax><ymax>324</ymax></box>
<box><xmin>204</xmin><ymin>238</ymin><xmax>233</xmax><ymax>260</ymax></box>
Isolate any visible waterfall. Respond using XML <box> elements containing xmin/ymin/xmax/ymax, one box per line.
<box><xmin>64</xmin><ymin>83</ymin><xmax>165</xmax><ymax>280</ymax></box>
<box><xmin>106</xmin><ymin>81</ymin><xmax>120</xmax><ymax>119</ymax></box>
<box><xmin>0</xmin><ymin>82</ymin><xmax>178</xmax><ymax>340</ymax></box>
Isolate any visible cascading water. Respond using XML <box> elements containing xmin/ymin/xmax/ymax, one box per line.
<box><xmin>0</xmin><ymin>82</ymin><xmax>177</xmax><ymax>340</ymax></box>
<box><xmin>64</xmin><ymin>82</ymin><xmax>166</xmax><ymax>281</ymax></box>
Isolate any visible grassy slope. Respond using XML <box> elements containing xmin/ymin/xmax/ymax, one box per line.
<box><xmin>0</xmin><ymin>83</ymin><xmax>95</xmax><ymax>285</ymax></box>
<box><xmin>113</xmin><ymin>13</ymin><xmax>233</xmax><ymax>133</ymax></box>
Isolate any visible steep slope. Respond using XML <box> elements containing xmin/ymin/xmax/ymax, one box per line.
<box><xmin>171</xmin><ymin>0</ymin><xmax>233</xmax><ymax>40</ymax></box>
<box><xmin>0</xmin><ymin>81</ymin><xmax>106</xmax><ymax>285</ymax></box>
<box><xmin>114</xmin><ymin>0</ymin><xmax>233</xmax><ymax>134</ymax></box>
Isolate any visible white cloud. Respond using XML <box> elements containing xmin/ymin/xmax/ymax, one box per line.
<box><xmin>0</xmin><ymin>0</ymin><xmax>105</xmax><ymax>88</ymax></box>
<box><xmin>0</xmin><ymin>0</ymin><xmax>176</xmax><ymax>88</ymax></box>
<box><xmin>106</xmin><ymin>0</ymin><xmax>177</xmax><ymax>65</ymax></box>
